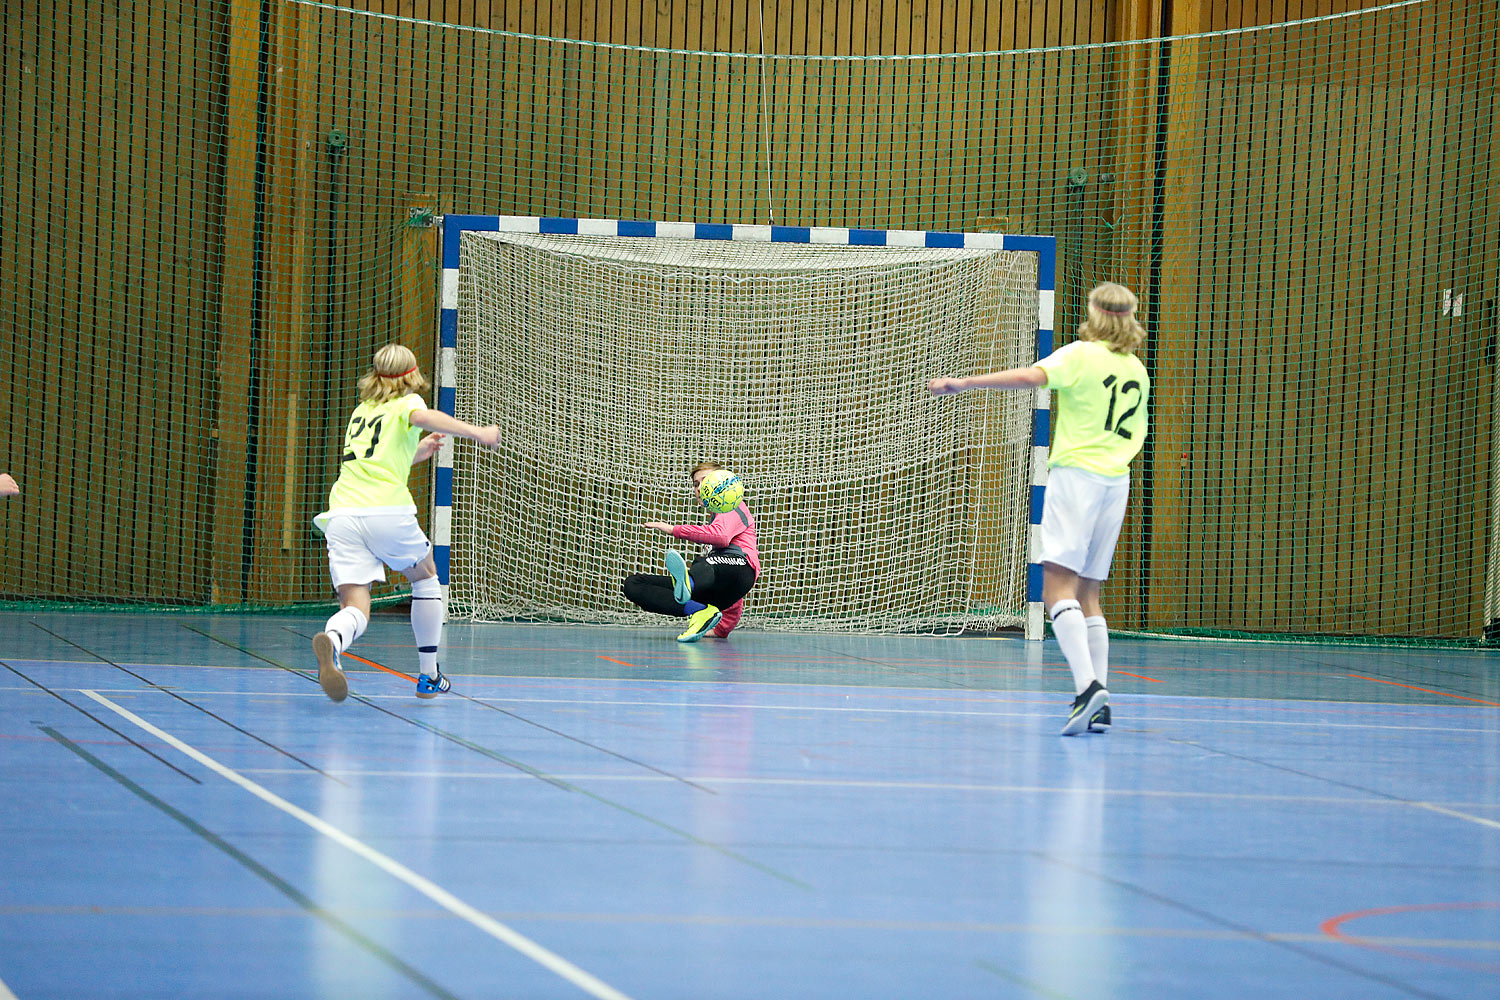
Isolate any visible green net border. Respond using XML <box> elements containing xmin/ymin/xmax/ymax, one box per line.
<box><xmin>0</xmin><ymin>592</ymin><xmax>415</xmax><ymax>616</ymax></box>
<box><xmin>0</xmin><ymin>597</ymin><xmax>1490</xmax><ymax>648</ymax></box>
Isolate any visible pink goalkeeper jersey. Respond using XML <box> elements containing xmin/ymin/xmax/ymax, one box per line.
<box><xmin>670</xmin><ymin>505</ymin><xmax>761</xmax><ymax>576</ymax></box>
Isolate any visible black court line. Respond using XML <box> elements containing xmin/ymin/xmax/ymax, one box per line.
<box><xmin>465</xmin><ymin>696</ymin><xmax>720</xmax><ymax>794</ymax></box>
<box><xmin>31</xmin><ymin>622</ymin><xmax>345</xmax><ymax>785</ymax></box>
<box><xmin>182</xmin><ymin>622</ymin><xmax>573</xmax><ymax>790</ymax></box>
<box><xmin>802</xmin><ymin>637</ymin><xmax>1001</xmax><ymax>691</ymax></box>
<box><xmin>1</xmin><ymin>660</ymin><xmax>200</xmax><ymax>784</ymax></box>
<box><xmin>179</xmin><ymin>622</ymin><xmax>322</xmax><ymax>684</ymax></box>
<box><xmin>40</xmin><ymin>726</ymin><xmax>463</xmax><ymax>1000</ymax></box>
<box><xmin>1169</xmin><ymin>735</ymin><xmax>1468</xmax><ymax>814</ymax></box>
<box><xmin>1033</xmin><ymin>852</ymin><xmax>1454</xmax><ymax>1000</ymax></box>
<box><xmin>279</xmin><ymin>625</ymin><xmax>718</xmax><ymax>795</ymax></box>
<box><xmin>190</xmin><ymin>624</ymin><xmax>812</xmax><ymax>890</ymax></box>
<box><xmin>1108</xmin><ymin>730</ymin><xmax>1495</xmax><ymax>999</ymax></box>
<box><xmin>1282</xmin><ymin>648</ymin><xmax>1500</xmax><ymax>703</ymax></box>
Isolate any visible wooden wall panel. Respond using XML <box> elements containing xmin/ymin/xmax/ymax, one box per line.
<box><xmin>2</xmin><ymin>0</ymin><xmax>1490</xmax><ymax>638</ymax></box>
<box><xmin>1127</xmin><ymin>1</ymin><xmax>1496</xmax><ymax>637</ymax></box>
<box><xmin>1</xmin><ymin>0</ymin><xmax>223</xmax><ymax>604</ymax></box>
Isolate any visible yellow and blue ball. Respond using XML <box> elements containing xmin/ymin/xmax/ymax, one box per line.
<box><xmin>698</xmin><ymin>470</ymin><xmax>744</xmax><ymax>513</ymax></box>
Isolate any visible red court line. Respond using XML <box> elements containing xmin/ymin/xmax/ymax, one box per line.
<box><xmin>1320</xmin><ymin>901</ymin><xmax>1500</xmax><ymax>974</ymax></box>
<box><xmin>1113</xmin><ymin>670</ymin><xmax>1162</xmax><ymax>683</ymax></box>
<box><xmin>597</xmin><ymin>656</ymin><xmax>638</xmax><ymax>668</ymax></box>
<box><xmin>1347</xmin><ymin>674</ymin><xmax>1500</xmax><ymax>707</ymax></box>
<box><xmin>1321</xmin><ymin>900</ymin><xmax>1500</xmax><ymax>936</ymax></box>
<box><xmin>341</xmin><ymin>650</ymin><xmax>417</xmax><ymax>684</ymax></box>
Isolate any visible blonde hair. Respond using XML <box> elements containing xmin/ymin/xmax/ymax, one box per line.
<box><xmin>357</xmin><ymin>344</ymin><xmax>429</xmax><ymax>402</ymax></box>
<box><xmin>1077</xmin><ymin>283</ymin><xmax>1146</xmax><ymax>355</ymax></box>
<box><xmin>690</xmin><ymin>461</ymin><xmax>726</xmax><ymax>478</ymax></box>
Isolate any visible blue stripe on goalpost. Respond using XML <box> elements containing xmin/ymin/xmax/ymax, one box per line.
<box><xmin>437</xmin><ymin>216</ymin><xmax>1056</xmax><ymax>639</ymax></box>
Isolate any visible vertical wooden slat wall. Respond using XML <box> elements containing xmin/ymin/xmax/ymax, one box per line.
<box><xmin>2</xmin><ymin>0</ymin><xmax>1494</xmax><ymax>642</ymax></box>
<box><xmin>1131</xmin><ymin>1</ymin><xmax>1496</xmax><ymax>638</ymax></box>
<box><xmin>2</xmin><ymin>0</ymin><xmax>225</xmax><ymax>604</ymax></box>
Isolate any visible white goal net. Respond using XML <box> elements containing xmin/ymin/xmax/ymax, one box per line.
<box><xmin>449</xmin><ymin>230</ymin><xmax>1039</xmax><ymax>633</ymax></box>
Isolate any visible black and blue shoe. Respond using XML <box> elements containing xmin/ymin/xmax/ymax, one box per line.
<box><xmin>416</xmin><ymin>669</ymin><xmax>452</xmax><ymax>699</ymax></box>
<box><xmin>1089</xmin><ymin>704</ymin><xmax>1112</xmax><ymax>732</ymax></box>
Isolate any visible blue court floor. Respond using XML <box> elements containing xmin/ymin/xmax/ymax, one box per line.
<box><xmin>1</xmin><ymin>610</ymin><xmax>1497</xmax><ymax>999</ymax></box>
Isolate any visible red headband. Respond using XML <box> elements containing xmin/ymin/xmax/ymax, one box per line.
<box><xmin>386</xmin><ymin>365</ymin><xmax>418</xmax><ymax>377</ymax></box>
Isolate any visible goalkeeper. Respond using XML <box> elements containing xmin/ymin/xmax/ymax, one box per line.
<box><xmin>625</xmin><ymin>462</ymin><xmax>760</xmax><ymax>642</ymax></box>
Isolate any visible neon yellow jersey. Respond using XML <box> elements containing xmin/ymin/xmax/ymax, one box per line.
<box><xmin>1035</xmin><ymin>340</ymin><xmax>1150</xmax><ymax>477</ymax></box>
<box><xmin>325</xmin><ymin>394</ymin><xmax>427</xmax><ymax>512</ymax></box>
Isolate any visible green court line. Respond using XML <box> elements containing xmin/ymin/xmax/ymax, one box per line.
<box><xmin>1</xmin><ymin>660</ymin><xmax>200</xmax><ymax>784</ymax></box>
<box><xmin>40</xmin><ymin>725</ymin><xmax>464</xmax><ymax>1000</ymax></box>
<box><xmin>973</xmin><ymin>959</ymin><xmax>1075</xmax><ymax>1000</ymax></box>
<box><xmin>30</xmin><ymin>621</ymin><xmax>344</xmax><ymax>785</ymax></box>
<box><xmin>186</xmin><ymin>624</ymin><xmax>813</xmax><ymax>891</ymax></box>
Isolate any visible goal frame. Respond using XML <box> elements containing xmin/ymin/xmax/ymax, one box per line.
<box><xmin>435</xmin><ymin>215</ymin><xmax>1057</xmax><ymax>640</ymax></box>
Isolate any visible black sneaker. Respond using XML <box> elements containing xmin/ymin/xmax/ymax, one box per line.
<box><xmin>1061</xmin><ymin>681</ymin><xmax>1108</xmax><ymax>736</ymax></box>
<box><xmin>1089</xmin><ymin>704</ymin><xmax>1112</xmax><ymax>732</ymax></box>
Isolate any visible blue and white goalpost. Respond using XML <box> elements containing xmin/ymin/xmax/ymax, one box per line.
<box><xmin>435</xmin><ymin>215</ymin><xmax>1055</xmax><ymax>638</ymax></box>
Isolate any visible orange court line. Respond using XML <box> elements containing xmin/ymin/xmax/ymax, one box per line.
<box><xmin>340</xmin><ymin>650</ymin><xmax>417</xmax><ymax>684</ymax></box>
<box><xmin>1347</xmin><ymin>673</ymin><xmax>1500</xmax><ymax>707</ymax></box>
<box><xmin>597</xmin><ymin>656</ymin><xmax>639</xmax><ymax>668</ymax></box>
<box><xmin>1114</xmin><ymin>670</ymin><xmax>1163</xmax><ymax>683</ymax></box>
<box><xmin>1320</xmin><ymin>901</ymin><xmax>1500</xmax><ymax>975</ymax></box>
<box><xmin>1321</xmin><ymin>900</ymin><xmax>1500</xmax><ymax>938</ymax></box>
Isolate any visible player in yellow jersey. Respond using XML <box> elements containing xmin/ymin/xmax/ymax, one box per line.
<box><xmin>929</xmin><ymin>282</ymin><xmax>1150</xmax><ymax>735</ymax></box>
<box><xmin>312</xmin><ymin>344</ymin><xmax>501</xmax><ymax>703</ymax></box>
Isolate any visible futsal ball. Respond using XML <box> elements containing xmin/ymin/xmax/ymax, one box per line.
<box><xmin>698</xmin><ymin>470</ymin><xmax>744</xmax><ymax>513</ymax></box>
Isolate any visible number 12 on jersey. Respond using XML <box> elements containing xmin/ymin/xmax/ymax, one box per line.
<box><xmin>1102</xmin><ymin>375</ymin><xmax>1142</xmax><ymax>439</ymax></box>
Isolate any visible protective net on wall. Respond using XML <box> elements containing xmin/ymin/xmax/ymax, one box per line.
<box><xmin>449</xmin><ymin>231</ymin><xmax>1037</xmax><ymax>632</ymax></box>
<box><xmin>1</xmin><ymin>0</ymin><xmax>1496</xmax><ymax>642</ymax></box>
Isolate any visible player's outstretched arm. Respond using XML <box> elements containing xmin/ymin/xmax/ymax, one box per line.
<box><xmin>928</xmin><ymin>367</ymin><xmax>1048</xmax><ymax>395</ymax></box>
<box><xmin>410</xmin><ymin>408</ymin><xmax>501</xmax><ymax>449</ymax></box>
<box><xmin>412</xmin><ymin>433</ymin><xmax>447</xmax><ymax>464</ymax></box>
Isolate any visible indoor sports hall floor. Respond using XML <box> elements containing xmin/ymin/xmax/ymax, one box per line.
<box><xmin>0</xmin><ymin>610</ymin><xmax>1496</xmax><ymax>1000</ymax></box>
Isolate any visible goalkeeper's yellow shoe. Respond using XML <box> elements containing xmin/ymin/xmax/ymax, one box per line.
<box><xmin>677</xmin><ymin>605</ymin><xmax>722</xmax><ymax>643</ymax></box>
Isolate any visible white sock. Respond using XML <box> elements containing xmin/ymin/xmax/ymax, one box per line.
<box><xmin>410</xmin><ymin>577</ymin><xmax>444</xmax><ymax>678</ymax></box>
<box><xmin>1085</xmin><ymin>616</ymin><xmax>1109</xmax><ymax>687</ymax></box>
<box><xmin>323</xmin><ymin>606</ymin><xmax>368</xmax><ymax>657</ymax></box>
<box><xmin>1049</xmin><ymin>599</ymin><xmax>1095</xmax><ymax>695</ymax></box>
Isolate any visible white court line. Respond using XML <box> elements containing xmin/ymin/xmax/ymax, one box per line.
<box><xmin>78</xmin><ymin>690</ymin><xmax>632</xmax><ymax>1000</ymax></box>
<box><xmin>0</xmin><ymin>972</ymin><xmax>18</xmax><ymax>999</ymax></box>
<box><xmin>1416</xmin><ymin>802</ymin><xmax>1500</xmax><ymax>831</ymax></box>
<box><xmin>465</xmin><ymin>697</ymin><xmax>1500</xmax><ymax>734</ymax></box>
<box><xmin>27</xmin><ymin>686</ymin><xmax>1497</xmax><ymax>734</ymax></box>
<box><xmin>227</xmin><ymin>769</ymin><xmax>1498</xmax><ymax>809</ymax></box>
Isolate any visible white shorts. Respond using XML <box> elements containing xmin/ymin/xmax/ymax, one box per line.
<box><xmin>1036</xmin><ymin>465</ymin><xmax>1131</xmax><ymax>581</ymax></box>
<box><xmin>320</xmin><ymin>513</ymin><xmax>432</xmax><ymax>590</ymax></box>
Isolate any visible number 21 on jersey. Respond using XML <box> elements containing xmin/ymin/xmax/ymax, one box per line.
<box><xmin>342</xmin><ymin>415</ymin><xmax>384</xmax><ymax>462</ymax></box>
